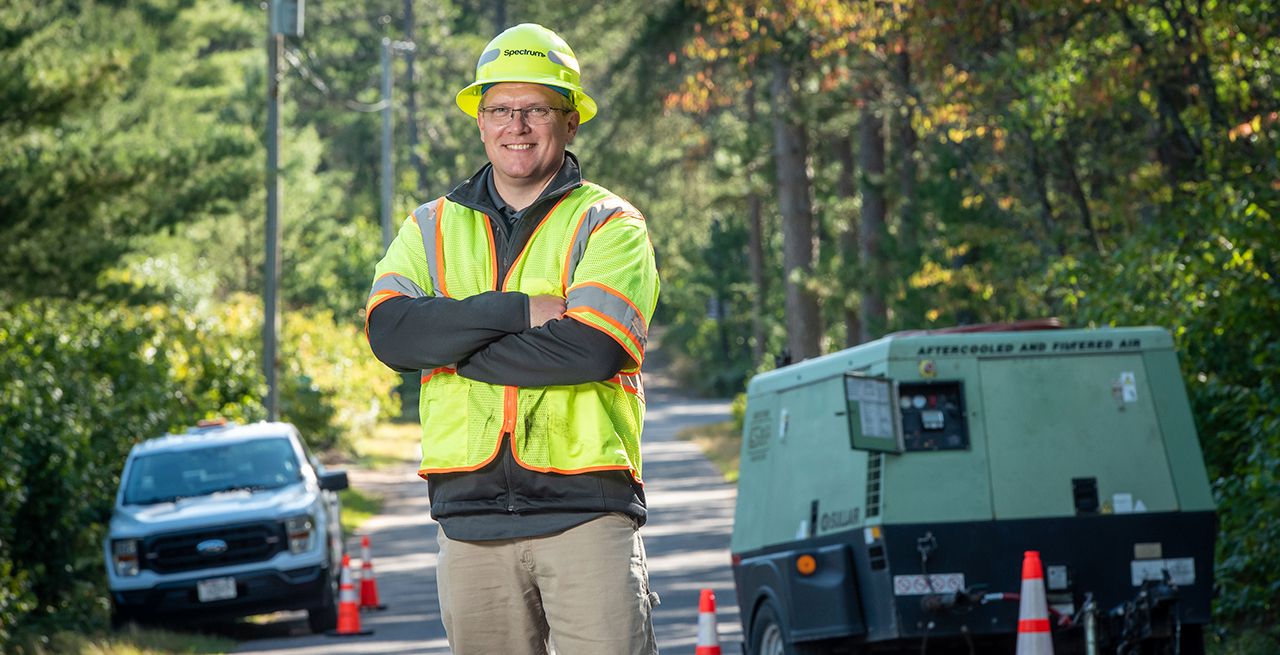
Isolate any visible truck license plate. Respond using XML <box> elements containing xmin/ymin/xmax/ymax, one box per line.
<box><xmin>197</xmin><ymin>576</ymin><xmax>237</xmax><ymax>602</ymax></box>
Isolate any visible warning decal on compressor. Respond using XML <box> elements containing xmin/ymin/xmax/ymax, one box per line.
<box><xmin>893</xmin><ymin>573</ymin><xmax>965</xmax><ymax>595</ymax></box>
<box><xmin>1131</xmin><ymin>557</ymin><xmax>1195</xmax><ymax>586</ymax></box>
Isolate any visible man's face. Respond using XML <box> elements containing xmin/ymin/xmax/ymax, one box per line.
<box><xmin>478</xmin><ymin>82</ymin><xmax>579</xmax><ymax>188</ymax></box>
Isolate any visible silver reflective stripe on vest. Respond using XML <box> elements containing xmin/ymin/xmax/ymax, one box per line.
<box><xmin>614</xmin><ymin>371</ymin><xmax>645</xmax><ymax>402</ymax></box>
<box><xmin>567</xmin><ymin>284</ymin><xmax>648</xmax><ymax>350</ymax></box>
<box><xmin>415</xmin><ymin>198</ymin><xmax>444</xmax><ymax>297</ymax></box>
<box><xmin>369</xmin><ymin>272</ymin><xmax>427</xmax><ymax>300</ymax></box>
<box><xmin>564</xmin><ymin>199</ymin><xmax>638</xmax><ymax>285</ymax></box>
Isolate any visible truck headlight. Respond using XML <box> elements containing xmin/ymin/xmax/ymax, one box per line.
<box><xmin>112</xmin><ymin>539</ymin><xmax>140</xmax><ymax>577</ymax></box>
<box><xmin>285</xmin><ymin>515</ymin><xmax>315</xmax><ymax>554</ymax></box>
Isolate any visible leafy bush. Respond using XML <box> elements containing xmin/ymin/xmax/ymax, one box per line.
<box><xmin>0</xmin><ymin>299</ymin><xmax>265</xmax><ymax>642</ymax></box>
<box><xmin>211</xmin><ymin>294</ymin><xmax>399</xmax><ymax>452</ymax></box>
<box><xmin>280</xmin><ymin>300</ymin><xmax>400</xmax><ymax>451</ymax></box>
<box><xmin>0</xmin><ymin>295</ymin><xmax>398</xmax><ymax>645</ymax></box>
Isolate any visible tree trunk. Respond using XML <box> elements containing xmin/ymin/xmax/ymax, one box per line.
<box><xmin>494</xmin><ymin>0</ymin><xmax>507</xmax><ymax>33</ymax></box>
<box><xmin>769</xmin><ymin>55</ymin><xmax>822</xmax><ymax>362</ymax></box>
<box><xmin>745</xmin><ymin>85</ymin><xmax>768</xmax><ymax>367</ymax></box>
<box><xmin>1116</xmin><ymin>7</ymin><xmax>1202</xmax><ymax>184</ymax></box>
<box><xmin>746</xmin><ymin>190</ymin><xmax>767</xmax><ymax>365</ymax></box>
<box><xmin>1058</xmin><ymin>138</ymin><xmax>1103</xmax><ymax>255</ymax></box>
<box><xmin>403</xmin><ymin>0</ymin><xmax>427</xmax><ymax>193</ymax></box>
<box><xmin>1024</xmin><ymin>128</ymin><xmax>1066</xmax><ymax>256</ymax></box>
<box><xmin>858</xmin><ymin>83</ymin><xmax>888</xmax><ymax>344</ymax></box>
<box><xmin>835</xmin><ymin>134</ymin><xmax>861</xmax><ymax>348</ymax></box>
<box><xmin>894</xmin><ymin>38</ymin><xmax>919</xmax><ymax>267</ymax></box>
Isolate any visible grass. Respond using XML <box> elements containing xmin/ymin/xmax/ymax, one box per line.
<box><xmin>350</xmin><ymin>420</ymin><xmax>420</xmax><ymax>469</ymax></box>
<box><xmin>323</xmin><ymin>420</ymin><xmax>422</xmax><ymax>535</ymax></box>
<box><xmin>677</xmin><ymin>419</ymin><xmax>742</xmax><ymax>483</ymax></box>
<box><xmin>7</xmin><ymin>624</ymin><xmax>234</xmax><ymax>655</ymax></box>
<box><xmin>335</xmin><ymin>420</ymin><xmax>420</xmax><ymax>534</ymax></box>
<box><xmin>339</xmin><ymin>485</ymin><xmax>381</xmax><ymax>535</ymax></box>
<box><xmin>1207</xmin><ymin>626</ymin><xmax>1280</xmax><ymax>655</ymax></box>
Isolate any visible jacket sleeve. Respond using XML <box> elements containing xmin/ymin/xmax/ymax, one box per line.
<box><xmin>368</xmin><ymin>293</ymin><xmax>529</xmax><ymax>372</ymax></box>
<box><xmin>560</xmin><ymin>208</ymin><xmax>660</xmax><ymax>372</ymax></box>
<box><xmin>455</xmin><ymin>316</ymin><xmax>629</xmax><ymax>386</ymax></box>
<box><xmin>365</xmin><ymin>207</ymin><xmax>528</xmax><ymax>372</ymax></box>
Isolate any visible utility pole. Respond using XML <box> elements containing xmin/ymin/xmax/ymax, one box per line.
<box><xmin>265</xmin><ymin>0</ymin><xmax>303</xmax><ymax>420</ymax></box>
<box><xmin>403</xmin><ymin>0</ymin><xmax>427</xmax><ymax>192</ymax></box>
<box><xmin>381</xmin><ymin>37</ymin><xmax>415</xmax><ymax>249</ymax></box>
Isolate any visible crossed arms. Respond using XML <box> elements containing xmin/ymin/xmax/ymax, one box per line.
<box><xmin>366</xmin><ymin>291</ymin><xmax>628</xmax><ymax>387</ymax></box>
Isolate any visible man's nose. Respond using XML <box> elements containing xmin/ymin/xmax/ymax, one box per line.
<box><xmin>509</xmin><ymin>110</ymin><xmax>533</xmax><ymax>129</ymax></box>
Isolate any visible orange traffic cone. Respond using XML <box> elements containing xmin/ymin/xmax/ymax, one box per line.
<box><xmin>1016</xmin><ymin>550</ymin><xmax>1054</xmax><ymax>655</ymax></box>
<box><xmin>695</xmin><ymin>588</ymin><xmax>722</xmax><ymax>655</ymax></box>
<box><xmin>327</xmin><ymin>554</ymin><xmax>373</xmax><ymax>636</ymax></box>
<box><xmin>359</xmin><ymin>535</ymin><xmax>387</xmax><ymax>611</ymax></box>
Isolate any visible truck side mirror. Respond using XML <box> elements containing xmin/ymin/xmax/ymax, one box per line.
<box><xmin>318</xmin><ymin>470</ymin><xmax>349</xmax><ymax>491</ymax></box>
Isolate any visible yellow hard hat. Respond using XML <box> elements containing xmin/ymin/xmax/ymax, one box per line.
<box><xmin>455</xmin><ymin>23</ymin><xmax>598</xmax><ymax>123</ymax></box>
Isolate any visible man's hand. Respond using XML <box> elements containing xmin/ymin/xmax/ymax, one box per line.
<box><xmin>528</xmin><ymin>294</ymin><xmax>566</xmax><ymax>327</ymax></box>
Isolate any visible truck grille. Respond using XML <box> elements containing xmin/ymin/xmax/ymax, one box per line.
<box><xmin>144</xmin><ymin>522</ymin><xmax>285</xmax><ymax>573</ymax></box>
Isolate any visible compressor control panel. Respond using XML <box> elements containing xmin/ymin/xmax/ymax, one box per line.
<box><xmin>898</xmin><ymin>380</ymin><xmax>968</xmax><ymax>451</ymax></box>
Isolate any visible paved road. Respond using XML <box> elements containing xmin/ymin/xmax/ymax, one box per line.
<box><xmin>231</xmin><ymin>357</ymin><xmax>740</xmax><ymax>653</ymax></box>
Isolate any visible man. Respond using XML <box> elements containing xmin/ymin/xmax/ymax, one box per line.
<box><xmin>365</xmin><ymin>23</ymin><xmax>661</xmax><ymax>655</ymax></box>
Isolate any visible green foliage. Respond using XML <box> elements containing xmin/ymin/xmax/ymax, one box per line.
<box><xmin>0</xmin><ymin>298</ymin><xmax>266</xmax><ymax>643</ymax></box>
<box><xmin>0</xmin><ymin>294</ymin><xmax>398</xmax><ymax>644</ymax></box>
<box><xmin>338</xmin><ymin>487</ymin><xmax>383</xmax><ymax>537</ymax></box>
<box><xmin>0</xmin><ymin>1</ymin><xmax>259</xmax><ymax>298</ymax></box>
<box><xmin>730</xmin><ymin>392</ymin><xmax>748</xmax><ymax>434</ymax></box>
<box><xmin>278</xmin><ymin>299</ymin><xmax>401</xmax><ymax>451</ymax></box>
<box><xmin>661</xmin><ymin>216</ymin><xmax>762</xmax><ymax>394</ymax></box>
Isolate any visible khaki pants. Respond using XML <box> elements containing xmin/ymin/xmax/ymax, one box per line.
<box><xmin>437</xmin><ymin>513</ymin><xmax>659</xmax><ymax>655</ymax></box>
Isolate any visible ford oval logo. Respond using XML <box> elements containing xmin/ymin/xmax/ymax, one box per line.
<box><xmin>197</xmin><ymin>539</ymin><xmax>228</xmax><ymax>555</ymax></box>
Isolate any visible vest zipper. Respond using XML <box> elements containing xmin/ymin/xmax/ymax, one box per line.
<box><xmin>501</xmin><ymin>387</ymin><xmax>518</xmax><ymax>513</ymax></box>
<box><xmin>502</xmin><ymin>437</ymin><xmax>516</xmax><ymax>513</ymax></box>
<box><xmin>479</xmin><ymin>187</ymin><xmax>573</xmax><ymax>515</ymax></box>
<box><xmin>490</xmin><ymin>216</ymin><xmax>519</xmax><ymax>514</ymax></box>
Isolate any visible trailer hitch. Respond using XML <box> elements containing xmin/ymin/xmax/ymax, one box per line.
<box><xmin>921</xmin><ymin>585</ymin><xmax>984</xmax><ymax>613</ymax></box>
<box><xmin>1110</xmin><ymin>573</ymin><xmax>1183</xmax><ymax>655</ymax></box>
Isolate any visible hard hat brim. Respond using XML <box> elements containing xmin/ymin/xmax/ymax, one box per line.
<box><xmin>456</xmin><ymin>79</ymin><xmax>598</xmax><ymax>123</ymax></box>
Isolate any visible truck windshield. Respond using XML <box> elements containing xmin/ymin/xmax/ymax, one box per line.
<box><xmin>123</xmin><ymin>438</ymin><xmax>302</xmax><ymax>505</ymax></box>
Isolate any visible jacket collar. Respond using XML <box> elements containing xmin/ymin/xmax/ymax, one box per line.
<box><xmin>446</xmin><ymin>150</ymin><xmax>583</xmax><ymax>217</ymax></box>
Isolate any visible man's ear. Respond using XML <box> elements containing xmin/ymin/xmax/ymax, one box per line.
<box><xmin>566</xmin><ymin>111</ymin><xmax>580</xmax><ymax>143</ymax></box>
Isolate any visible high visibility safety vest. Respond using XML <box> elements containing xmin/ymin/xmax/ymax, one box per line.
<box><xmin>366</xmin><ymin>182</ymin><xmax>659</xmax><ymax>481</ymax></box>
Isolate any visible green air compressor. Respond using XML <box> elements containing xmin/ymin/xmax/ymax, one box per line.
<box><xmin>730</xmin><ymin>325</ymin><xmax>1215</xmax><ymax>655</ymax></box>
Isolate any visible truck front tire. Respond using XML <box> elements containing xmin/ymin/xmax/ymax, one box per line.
<box><xmin>306</xmin><ymin>567</ymin><xmax>339</xmax><ymax>633</ymax></box>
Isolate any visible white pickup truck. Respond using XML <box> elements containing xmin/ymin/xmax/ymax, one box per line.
<box><xmin>105</xmin><ymin>420</ymin><xmax>348</xmax><ymax>632</ymax></box>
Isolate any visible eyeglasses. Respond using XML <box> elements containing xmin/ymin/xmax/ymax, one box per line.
<box><xmin>478</xmin><ymin>105</ymin><xmax>573</xmax><ymax>126</ymax></box>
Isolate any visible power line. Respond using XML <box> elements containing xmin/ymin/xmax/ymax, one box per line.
<box><xmin>283</xmin><ymin>46</ymin><xmax>388</xmax><ymax>113</ymax></box>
